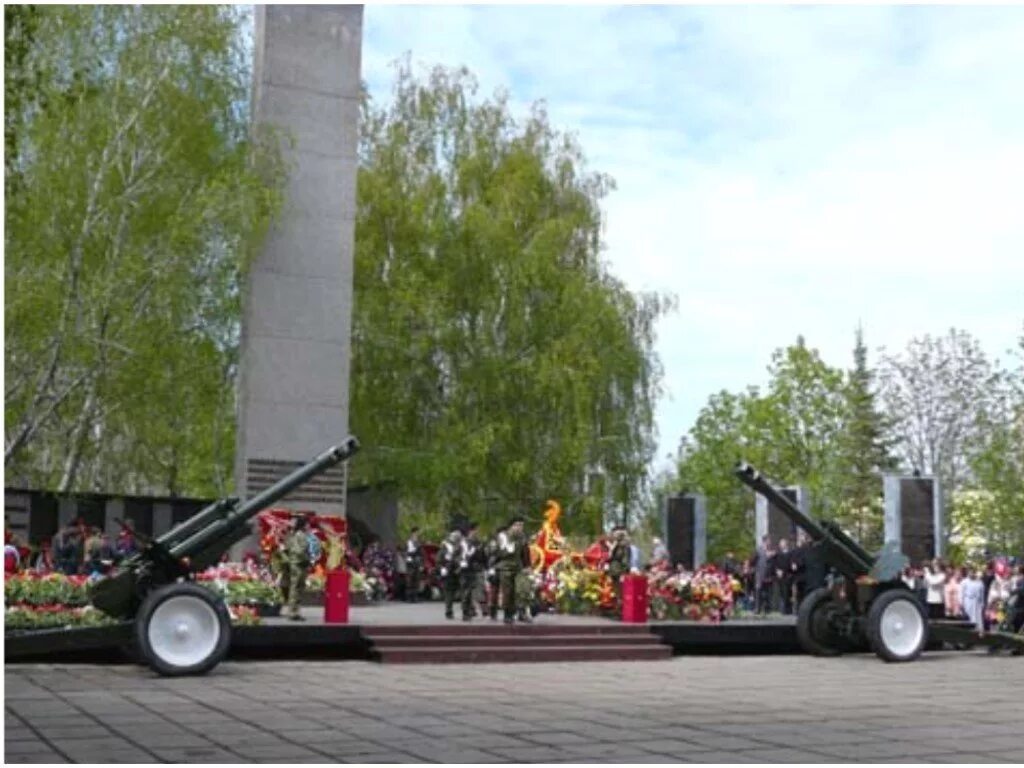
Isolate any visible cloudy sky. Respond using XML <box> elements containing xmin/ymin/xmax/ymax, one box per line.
<box><xmin>360</xmin><ymin>5</ymin><xmax>1024</xmax><ymax>468</ymax></box>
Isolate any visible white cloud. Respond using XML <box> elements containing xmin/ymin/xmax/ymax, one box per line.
<box><xmin>363</xmin><ymin>5</ymin><xmax>1024</xmax><ymax>467</ymax></box>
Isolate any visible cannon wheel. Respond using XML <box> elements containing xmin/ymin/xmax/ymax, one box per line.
<box><xmin>867</xmin><ymin>589</ymin><xmax>927</xmax><ymax>663</ymax></box>
<box><xmin>796</xmin><ymin>587</ymin><xmax>845</xmax><ymax>656</ymax></box>
<box><xmin>135</xmin><ymin>582</ymin><xmax>231</xmax><ymax>676</ymax></box>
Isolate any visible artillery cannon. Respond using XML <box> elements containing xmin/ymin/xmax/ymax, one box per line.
<box><xmin>90</xmin><ymin>436</ymin><xmax>359</xmax><ymax>676</ymax></box>
<box><xmin>735</xmin><ymin>463</ymin><xmax>1023</xmax><ymax>662</ymax></box>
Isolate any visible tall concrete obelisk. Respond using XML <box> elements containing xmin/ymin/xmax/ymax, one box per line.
<box><xmin>234</xmin><ymin>5</ymin><xmax>362</xmax><ymax>541</ymax></box>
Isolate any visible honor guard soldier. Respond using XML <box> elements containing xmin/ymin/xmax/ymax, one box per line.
<box><xmin>281</xmin><ymin>515</ymin><xmax>313</xmax><ymax>621</ymax></box>
<box><xmin>460</xmin><ymin>522</ymin><xmax>487</xmax><ymax>621</ymax></box>
<box><xmin>497</xmin><ymin>517</ymin><xmax>529</xmax><ymax>624</ymax></box>
<box><xmin>405</xmin><ymin>527</ymin><xmax>424</xmax><ymax>602</ymax></box>
<box><xmin>438</xmin><ymin>528</ymin><xmax>464</xmax><ymax>620</ymax></box>
<box><xmin>606</xmin><ymin>526</ymin><xmax>631</xmax><ymax>607</ymax></box>
<box><xmin>486</xmin><ymin>525</ymin><xmax>506</xmax><ymax>620</ymax></box>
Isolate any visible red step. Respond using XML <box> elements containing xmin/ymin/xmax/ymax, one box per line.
<box><xmin>373</xmin><ymin>643</ymin><xmax>673</xmax><ymax>664</ymax></box>
<box><xmin>368</xmin><ymin>633</ymin><xmax>664</xmax><ymax>648</ymax></box>
<box><xmin>364</xmin><ymin>623</ymin><xmax>650</xmax><ymax>637</ymax></box>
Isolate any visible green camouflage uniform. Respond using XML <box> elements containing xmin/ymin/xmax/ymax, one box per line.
<box><xmin>497</xmin><ymin>529</ymin><xmax>530</xmax><ymax>623</ymax></box>
<box><xmin>485</xmin><ymin>532</ymin><xmax>503</xmax><ymax>619</ymax></box>
<box><xmin>460</xmin><ymin>533</ymin><xmax>486</xmax><ymax>619</ymax></box>
<box><xmin>607</xmin><ymin>537</ymin><xmax>631</xmax><ymax>609</ymax></box>
<box><xmin>280</xmin><ymin>529</ymin><xmax>312</xmax><ymax>619</ymax></box>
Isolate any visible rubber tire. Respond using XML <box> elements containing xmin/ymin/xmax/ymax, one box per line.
<box><xmin>867</xmin><ymin>589</ymin><xmax>928</xmax><ymax>663</ymax></box>
<box><xmin>796</xmin><ymin>587</ymin><xmax>843</xmax><ymax>656</ymax></box>
<box><xmin>135</xmin><ymin>582</ymin><xmax>232</xmax><ymax>676</ymax></box>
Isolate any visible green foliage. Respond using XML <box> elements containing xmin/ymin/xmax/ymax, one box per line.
<box><xmin>4</xmin><ymin>6</ymin><xmax>284</xmax><ymax>495</ymax></box>
<box><xmin>675</xmin><ymin>335</ymin><xmax>885</xmax><ymax>559</ymax></box>
<box><xmin>834</xmin><ymin>327</ymin><xmax>897</xmax><ymax>549</ymax></box>
<box><xmin>960</xmin><ymin>327</ymin><xmax>1024</xmax><ymax>556</ymax></box>
<box><xmin>350</xmin><ymin>60</ymin><xmax>669</xmax><ymax>532</ymax></box>
<box><xmin>671</xmin><ymin>326</ymin><xmax>1023</xmax><ymax>561</ymax></box>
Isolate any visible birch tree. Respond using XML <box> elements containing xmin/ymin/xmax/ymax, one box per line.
<box><xmin>5</xmin><ymin>6</ymin><xmax>283</xmax><ymax>494</ymax></box>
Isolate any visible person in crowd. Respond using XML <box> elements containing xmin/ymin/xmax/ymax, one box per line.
<box><xmin>741</xmin><ymin>558</ymin><xmax>756</xmax><ymax>612</ymax></box>
<box><xmin>791</xmin><ymin>533</ymin><xmax>810</xmax><ymax>609</ymax></box>
<box><xmin>1008</xmin><ymin>565</ymin><xmax>1024</xmax><ymax>634</ymax></box>
<box><xmin>959</xmin><ymin>567</ymin><xmax>985</xmax><ymax>637</ymax></box>
<box><xmin>986</xmin><ymin>559</ymin><xmax>1014</xmax><ymax>631</ymax></box>
<box><xmin>54</xmin><ymin>523</ymin><xmax>83</xmax><ymax>575</ymax></box>
<box><xmin>944</xmin><ymin>564</ymin><xmax>962</xmax><ymax>619</ymax></box>
<box><xmin>485</xmin><ymin>524</ymin><xmax>506</xmax><ymax>620</ymax></box>
<box><xmin>901</xmin><ymin>566</ymin><xmax>916</xmax><ymax>590</ymax></box>
<box><xmin>4</xmin><ymin>535</ymin><xmax>21</xmax><ymax>575</ymax></box>
<box><xmin>115</xmin><ymin>519</ymin><xmax>139</xmax><ymax>560</ymax></box>
<box><xmin>772</xmin><ymin>538</ymin><xmax>793</xmax><ymax>615</ymax></box>
<box><xmin>981</xmin><ymin>560</ymin><xmax>997</xmax><ymax>631</ymax></box>
<box><xmin>404</xmin><ymin>527</ymin><xmax>423</xmax><ymax>603</ymax></box>
<box><xmin>651</xmin><ymin>537</ymin><xmax>669</xmax><ymax>566</ymax></box>
<box><xmin>913</xmin><ymin>565</ymin><xmax>928</xmax><ymax>606</ymax></box>
<box><xmin>394</xmin><ymin>548</ymin><xmax>408</xmax><ymax>601</ymax></box>
<box><xmin>437</xmin><ymin>527</ymin><xmax>464</xmax><ymax>620</ymax></box>
<box><xmin>720</xmin><ymin>551</ymin><xmax>739</xmax><ymax>577</ymax></box>
<box><xmin>460</xmin><ymin>522</ymin><xmax>487</xmax><ymax>620</ymax></box>
<box><xmin>605</xmin><ymin>526</ymin><xmax>631</xmax><ymax>608</ymax></box>
<box><xmin>923</xmin><ymin>558</ymin><xmax>947</xmax><ymax>620</ymax></box>
<box><xmin>628</xmin><ymin>534</ymin><xmax>642</xmax><ymax>573</ymax></box>
<box><xmin>755</xmin><ymin>535</ymin><xmax>773</xmax><ymax>615</ymax></box>
<box><xmin>280</xmin><ymin>515</ymin><xmax>312</xmax><ymax>621</ymax></box>
<box><xmin>31</xmin><ymin>539</ymin><xmax>55</xmax><ymax>573</ymax></box>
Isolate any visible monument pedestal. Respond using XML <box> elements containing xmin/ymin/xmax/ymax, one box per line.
<box><xmin>233</xmin><ymin>6</ymin><xmax>363</xmax><ymax>557</ymax></box>
<box><xmin>884</xmin><ymin>475</ymin><xmax>942</xmax><ymax>564</ymax></box>
<box><xmin>664</xmin><ymin>494</ymin><xmax>707</xmax><ymax>570</ymax></box>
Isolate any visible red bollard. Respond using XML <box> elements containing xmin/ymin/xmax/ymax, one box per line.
<box><xmin>621</xmin><ymin>574</ymin><xmax>648</xmax><ymax>623</ymax></box>
<box><xmin>324</xmin><ymin>568</ymin><xmax>349</xmax><ymax>624</ymax></box>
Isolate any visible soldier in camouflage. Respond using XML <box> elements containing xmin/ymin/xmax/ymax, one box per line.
<box><xmin>606</xmin><ymin>525</ymin><xmax>631</xmax><ymax>610</ymax></box>
<box><xmin>280</xmin><ymin>515</ymin><xmax>313</xmax><ymax>621</ymax></box>
<box><xmin>497</xmin><ymin>516</ymin><xmax>530</xmax><ymax>624</ymax></box>
<box><xmin>460</xmin><ymin>522</ymin><xmax>487</xmax><ymax>621</ymax></box>
<box><xmin>485</xmin><ymin>524</ymin><xmax>506</xmax><ymax>620</ymax></box>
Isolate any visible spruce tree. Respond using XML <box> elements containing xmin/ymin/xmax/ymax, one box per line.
<box><xmin>838</xmin><ymin>326</ymin><xmax>897</xmax><ymax>547</ymax></box>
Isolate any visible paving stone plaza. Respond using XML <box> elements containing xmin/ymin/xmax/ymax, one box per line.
<box><xmin>5</xmin><ymin>652</ymin><xmax>1021</xmax><ymax>764</ymax></box>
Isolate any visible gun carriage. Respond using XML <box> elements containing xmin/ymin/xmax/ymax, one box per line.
<box><xmin>735</xmin><ymin>463</ymin><xmax>1023</xmax><ymax>662</ymax></box>
<box><xmin>89</xmin><ymin>437</ymin><xmax>359</xmax><ymax>676</ymax></box>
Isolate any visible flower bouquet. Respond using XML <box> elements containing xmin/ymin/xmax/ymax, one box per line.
<box><xmin>195</xmin><ymin>563</ymin><xmax>283</xmax><ymax>616</ymax></box>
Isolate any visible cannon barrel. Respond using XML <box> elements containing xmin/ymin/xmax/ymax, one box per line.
<box><xmin>734</xmin><ymin>462</ymin><xmax>874</xmax><ymax>579</ymax></box>
<box><xmin>168</xmin><ymin>436</ymin><xmax>360</xmax><ymax>559</ymax></box>
<box><xmin>90</xmin><ymin>436</ymin><xmax>359</xmax><ymax>618</ymax></box>
<box><xmin>155</xmin><ymin>497</ymin><xmax>239</xmax><ymax>550</ymax></box>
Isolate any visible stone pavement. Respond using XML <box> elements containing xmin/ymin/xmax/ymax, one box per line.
<box><xmin>5</xmin><ymin>652</ymin><xmax>1022</xmax><ymax>763</ymax></box>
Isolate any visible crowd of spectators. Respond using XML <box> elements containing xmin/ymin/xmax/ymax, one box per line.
<box><xmin>900</xmin><ymin>557</ymin><xmax>1023</xmax><ymax>634</ymax></box>
<box><xmin>3</xmin><ymin>519</ymin><xmax>140</xmax><ymax>578</ymax></box>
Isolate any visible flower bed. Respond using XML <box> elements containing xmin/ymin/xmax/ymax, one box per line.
<box><xmin>531</xmin><ymin>561</ymin><xmax>738</xmax><ymax>623</ymax></box>
<box><xmin>552</xmin><ymin>564</ymin><xmax>616</xmax><ymax>615</ymax></box>
<box><xmin>195</xmin><ymin>564</ymin><xmax>282</xmax><ymax>622</ymax></box>
<box><xmin>4</xmin><ymin>572</ymin><xmax>115</xmax><ymax>631</ymax></box>
<box><xmin>5</xmin><ymin>604</ymin><xmax>114</xmax><ymax>630</ymax></box>
<box><xmin>5</xmin><ymin>572</ymin><xmax>91</xmax><ymax>607</ymax></box>
<box><xmin>647</xmin><ymin>565</ymin><xmax>735</xmax><ymax>623</ymax></box>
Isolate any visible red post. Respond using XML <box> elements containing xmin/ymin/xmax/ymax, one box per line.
<box><xmin>324</xmin><ymin>568</ymin><xmax>349</xmax><ymax>624</ymax></box>
<box><xmin>621</xmin><ymin>574</ymin><xmax>648</xmax><ymax>623</ymax></box>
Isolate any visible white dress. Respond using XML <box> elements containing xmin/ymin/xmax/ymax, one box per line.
<box><xmin>959</xmin><ymin>577</ymin><xmax>984</xmax><ymax>632</ymax></box>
